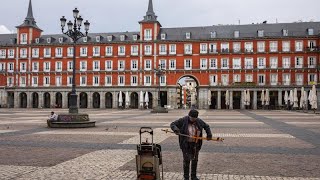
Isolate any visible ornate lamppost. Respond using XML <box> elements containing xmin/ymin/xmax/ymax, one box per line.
<box><xmin>60</xmin><ymin>8</ymin><xmax>90</xmax><ymax>114</ymax></box>
<box><xmin>151</xmin><ymin>65</ymin><xmax>168</xmax><ymax>113</ymax></box>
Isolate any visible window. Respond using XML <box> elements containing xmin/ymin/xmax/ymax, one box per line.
<box><xmin>200</xmin><ymin>59</ymin><xmax>207</xmax><ymax>70</ymax></box>
<box><xmin>20</xmin><ymin>76</ymin><xmax>26</xmax><ymax>87</ymax></box>
<box><xmin>270</xmin><ymin>74</ymin><xmax>278</xmax><ymax>86</ymax></box>
<box><xmin>7</xmin><ymin>77</ymin><xmax>14</xmax><ymax>87</ymax></box>
<box><xmin>32</xmin><ymin>62</ymin><xmax>38</xmax><ymax>72</ymax></box>
<box><xmin>96</xmin><ymin>36</ymin><xmax>100</xmax><ymax>42</ymax></box>
<box><xmin>221</xmin><ymin>75</ymin><xmax>229</xmax><ymax>85</ymax></box>
<box><xmin>105</xmin><ymin>60</ymin><xmax>113</xmax><ymax>71</ymax></box>
<box><xmin>308</xmin><ymin>40</ymin><xmax>316</xmax><ymax>49</ymax></box>
<box><xmin>131</xmin><ymin>76</ymin><xmax>138</xmax><ymax>86</ymax></box>
<box><xmin>56</xmin><ymin>61</ymin><xmax>62</xmax><ymax>72</ymax></box>
<box><xmin>169</xmin><ymin>59</ymin><xmax>176</xmax><ymax>70</ymax></box>
<box><xmin>283</xmin><ymin>74</ymin><xmax>290</xmax><ymax>85</ymax></box>
<box><xmin>105</xmin><ymin>76</ymin><xmax>112</xmax><ymax>86</ymax></box>
<box><xmin>209</xmin><ymin>58</ymin><xmax>217</xmax><ymax>69</ymax></box>
<box><xmin>233</xmin><ymin>42</ymin><xmax>241</xmax><ymax>53</ymax></box>
<box><xmin>131</xmin><ymin>60</ymin><xmax>138</xmax><ymax>71</ymax></box>
<box><xmin>245</xmin><ymin>74</ymin><xmax>253</xmax><ymax>82</ymax></box>
<box><xmin>82</xmin><ymin>37</ymin><xmax>87</xmax><ymax>43</ymax></box>
<box><xmin>232</xmin><ymin>74</ymin><xmax>240</xmax><ymax>83</ymax></box>
<box><xmin>159</xmin><ymin>44</ymin><xmax>167</xmax><ymax>55</ymax></box>
<box><xmin>44</xmin><ymin>76</ymin><xmax>50</xmax><ymax>86</ymax></box>
<box><xmin>32</xmin><ymin>76</ymin><xmax>38</xmax><ymax>87</ymax></box>
<box><xmin>144</xmin><ymin>45</ymin><xmax>152</xmax><ymax>55</ymax></box>
<box><xmin>118</xmin><ymin>60</ymin><xmax>125</xmax><ymax>71</ymax></box>
<box><xmin>67</xmin><ymin>47</ymin><xmax>74</xmax><ymax>57</ymax></box>
<box><xmin>67</xmin><ymin>76</ymin><xmax>73</xmax><ymax>86</ymax></box>
<box><xmin>210</xmin><ymin>31</ymin><xmax>216</xmax><ymax>38</ymax></box>
<box><xmin>93</xmin><ymin>76</ymin><xmax>99</xmax><ymax>86</ymax></box>
<box><xmin>185</xmin><ymin>32</ymin><xmax>191</xmax><ymax>39</ymax></box>
<box><xmin>80</xmin><ymin>61</ymin><xmax>87</xmax><ymax>71</ymax></box>
<box><xmin>80</xmin><ymin>76</ymin><xmax>87</xmax><ymax>86</ymax></box>
<box><xmin>118</xmin><ymin>75</ymin><xmax>125</xmax><ymax>86</ymax></box>
<box><xmin>233</xmin><ymin>58</ymin><xmax>241</xmax><ymax>69</ymax></box>
<box><xmin>257</xmin><ymin>41</ymin><xmax>265</xmax><ymax>52</ymax></box>
<box><xmin>221</xmin><ymin>58</ymin><xmax>229</xmax><ymax>69</ymax></box>
<box><xmin>120</xmin><ymin>35</ymin><xmax>125</xmax><ymax>41</ymax></box>
<box><xmin>270</xmin><ymin>57</ymin><xmax>278</xmax><ymax>69</ymax></box>
<box><xmin>245</xmin><ymin>58</ymin><xmax>253</xmax><ymax>69</ymax></box>
<box><xmin>131</xmin><ymin>45</ymin><xmax>138</xmax><ymax>56</ymax></box>
<box><xmin>59</xmin><ymin>37</ymin><xmax>63</xmax><ymax>43</ymax></box>
<box><xmin>221</xmin><ymin>43</ymin><xmax>229</xmax><ymax>53</ymax></box>
<box><xmin>144</xmin><ymin>60</ymin><xmax>152</xmax><ymax>70</ymax></box>
<box><xmin>234</xmin><ymin>31</ymin><xmax>240</xmax><ymax>38</ymax></box>
<box><xmin>160</xmin><ymin>76</ymin><xmax>166</xmax><ymax>86</ymax></box>
<box><xmin>295</xmin><ymin>57</ymin><xmax>303</xmax><ymax>68</ymax></box>
<box><xmin>56</xmin><ymin>76</ymin><xmax>62</xmax><ymax>86</ymax></box>
<box><xmin>245</xmin><ymin>42</ymin><xmax>253</xmax><ymax>52</ymax></box>
<box><xmin>8</xmin><ymin>49</ymin><xmax>14</xmax><ymax>58</ymax></box>
<box><xmin>144</xmin><ymin>75</ymin><xmax>151</xmax><ymax>86</ymax></box>
<box><xmin>258</xmin><ymin>30</ymin><xmax>264</xmax><ymax>37</ymax></box>
<box><xmin>80</xmin><ymin>47</ymin><xmax>88</xmax><ymax>56</ymax></box>
<box><xmin>258</xmin><ymin>74</ymin><xmax>265</xmax><ymax>85</ymax></box>
<box><xmin>118</xmin><ymin>46</ymin><xmax>125</xmax><ymax>56</ymax></box>
<box><xmin>169</xmin><ymin>44</ymin><xmax>176</xmax><ymax>55</ymax></box>
<box><xmin>295</xmin><ymin>41</ymin><xmax>303</xmax><ymax>51</ymax></box>
<box><xmin>93</xmin><ymin>46</ymin><xmax>100</xmax><ymax>56</ymax></box>
<box><xmin>269</xmin><ymin>41</ymin><xmax>278</xmax><ymax>52</ymax></box>
<box><xmin>307</xmin><ymin>28</ymin><xmax>314</xmax><ymax>36</ymax></box>
<box><xmin>159</xmin><ymin>59</ymin><xmax>166</xmax><ymax>69</ymax></box>
<box><xmin>308</xmin><ymin>57</ymin><xmax>316</xmax><ymax>68</ymax></box>
<box><xmin>0</xmin><ymin>49</ymin><xmax>6</xmax><ymax>58</ymax></box>
<box><xmin>47</xmin><ymin>38</ymin><xmax>51</xmax><ymax>44</ymax></box>
<box><xmin>43</xmin><ymin>48</ymin><xmax>51</xmax><ymax>58</ymax></box>
<box><xmin>44</xmin><ymin>62</ymin><xmax>50</xmax><ymax>72</ymax></box>
<box><xmin>133</xmin><ymin>35</ymin><xmax>138</xmax><ymax>41</ymax></box>
<box><xmin>32</xmin><ymin>48</ymin><xmax>39</xmax><ymax>58</ymax></box>
<box><xmin>184</xmin><ymin>44</ymin><xmax>192</xmax><ymax>54</ymax></box>
<box><xmin>106</xmin><ymin>46</ymin><xmax>113</xmax><ymax>56</ymax></box>
<box><xmin>20</xmin><ymin>33</ymin><xmax>27</xmax><ymax>44</ymax></box>
<box><xmin>20</xmin><ymin>48</ymin><xmax>27</xmax><ymax>58</ymax></box>
<box><xmin>296</xmin><ymin>74</ymin><xmax>303</xmax><ymax>85</ymax></box>
<box><xmin>184</xmin><ymin>59</ymin><xmax>192</xmax><ymax>70</ymax></box>
<box><xmin>308</xmin><ymin>74</ymin><xmax>317</xmax><ymax>85</ymax></box>
<box><xmin>93</xmin><ymin>61</ymin><xmax>100</xmax><ymax>71</ymax></box>
<box><xmin>282</xmin><ymin>57</ymin><xmax>291</xmax><ymax>68</ymax></box>
<box><xmin>282</xmin><ymin>41</ymin><xmax>290</xmax><ymax>52</ymax></box>
<box><xmin>68</xmin><ymin>61</ymin><xmax>73</xmax><ymax>71</ymax></box>
<box><xmin>35</xmin><ymin>38</ymin><xmax>39</xmax><ymax>44</ymax></box>
<box><xmin>199</xmin><ymin>43</ymin><xmax>208</xmax><ymax>54</ymax></box>
<box><xmin>20</xmin><ymin>62</ymin><xmax>26</xmax><ymax>72</ymax></box>
<box><xmin>107</xmin><ymin>35</ymin><xmax>113</xmax><ymax>42</ymax></box>
<box><xmin>55</xmin><ymin>48</ymin><xmax>63</xmax><ymax>57</ymax></box>
<box><xmin>0</xmin><ymin>63</ymin><xmax>5</xmax><ymax>71</ymax></box>
<box><xmin>282</xmin><ymin>29</ymin><xmax>289</xmax><ymax>36</ymax></box>
<box><xmin>8</xmin><ymin>63</ymin><xmax>14</xmax><ymax>72</ymax></box>
<box><xmin>210</xmin><ymin>75</ymin><xmax>217</xmax><ymax>86</ymax></box>
<box><xmin>144</xmin><ymin>29</ymin><xmax>152</xmax><ymax>41</ymax></box>
<box><xmin>258</xmin><ymin>57</ymin><xmax>266</xmax><ymax>69</ymax></box>
<box><xmin>161</xmin><ymin>33</ymin><xmax>166</xmax><ymax>40</ymax></box>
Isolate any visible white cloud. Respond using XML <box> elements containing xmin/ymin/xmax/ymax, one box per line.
<box><xmin>0</xmin><ymin>25</ymin><xmax>11</xmax><ymax>34</ymax></box>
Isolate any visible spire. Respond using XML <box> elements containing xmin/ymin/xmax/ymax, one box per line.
<box><xmin>140</xmin><ymin>0</ymin><xmax>158</xmax><ymax>23</ymax></box>
<box><xmin>16</xmin><ymin>0</ymin><xmax>42</xmax><ymax>31</ymax></box>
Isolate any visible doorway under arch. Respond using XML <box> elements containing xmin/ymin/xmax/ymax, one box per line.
<box><xmin>32</xmin><ymin>92</ymin><xmax>39</xmax><ymax>108</ymax></box>
<box><xmin>80</xmin><ymin>92</ymin><xmax>88</xmax><ymax>108</ymax></box>
<box><xmin>177</xmin><ymin>75</ymin><xmax>200</xmax><ymax>109</ymax></box>
<box><xmin>130</xmin><ymin>92</ymin><xmax>139</xmax><ymax>109</ymax></box>
<box><xmin>19</xmin><ymin>92</ymin><xmax>27</xmax><ymax>108</ymax></box>
<box><xmin>105</xmin><ymin>92</ymin><xmax>113</xmax><ymax>108</ymax></box>
<box><xmin>93</xmin><ymin>92</ymin><xmax>100</xmax><ymax>108</ymax></box>
<box><xmin>43</xmin><ymin>92</ymin><xmax>51</xmax><ymax>108</ymax></box>
<box><xmin>55</xmin><ymin>92</ymin><xmax>62</xmax><ymax>108</ymax></box>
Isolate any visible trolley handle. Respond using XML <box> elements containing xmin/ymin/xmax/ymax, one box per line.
<box><xmin>139</xmin><ymin>127</ymin><xmax>153</xmax><ymax>135</ymax></box>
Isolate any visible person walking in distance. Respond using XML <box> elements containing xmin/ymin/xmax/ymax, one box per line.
<box><xmin>170</xmin><ymin>109</ymin><xmax>212</xmax><ymax>180</ymax></box>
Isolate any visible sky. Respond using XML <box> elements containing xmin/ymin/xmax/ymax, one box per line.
<box><xmin>0</xmin><ymin>0</ymin><xmax>319</xmax><ymax>34</ymax></box>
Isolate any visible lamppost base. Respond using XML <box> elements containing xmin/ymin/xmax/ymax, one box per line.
<box><xmin>47</xmin><ymin>113</ymin><xmax>95</xmax><ymax>128</ymax></box>
<box><xmin>151</xmin><ymin>106</ymin><xmax>168</xmax><ymax>113</ymax></box>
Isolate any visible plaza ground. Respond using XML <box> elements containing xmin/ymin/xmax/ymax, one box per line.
<box><xmin>0</xmin><ymin>109</ymin><xmax>320</xmax><ymax>180</ymax></box>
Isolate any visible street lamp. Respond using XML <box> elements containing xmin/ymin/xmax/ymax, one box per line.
<box><xmin>60</xmin><ymin>8</ymin><xmax>90</xmax><ymax>114</ymax></box>
<box><xmin>151</xmin><ymin>64</ymin><xmax>168</xmax><ymax>113</ymax></box>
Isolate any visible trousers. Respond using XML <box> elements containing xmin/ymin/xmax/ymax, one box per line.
<box><xmin>182</xmin><ymin>143</ymin><xmax>200</xmax><ymax>180</ymax></box>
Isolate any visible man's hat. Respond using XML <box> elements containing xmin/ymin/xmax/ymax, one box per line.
<box><xmin>188</xmin><ymin>109</ymin><xmax>199</xmax><ymax>118</ymax></box>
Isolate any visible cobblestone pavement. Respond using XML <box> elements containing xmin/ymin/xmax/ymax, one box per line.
<box><xmin>0</xmin><ymin>109</ymin><xmax>320</xmax><ymax>180</ymax></box>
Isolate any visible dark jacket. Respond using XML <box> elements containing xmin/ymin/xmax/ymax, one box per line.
<box><xmin>170</xmin><ymin>116</ymin><xmax>212</xmax><ymax>150</ymax></box>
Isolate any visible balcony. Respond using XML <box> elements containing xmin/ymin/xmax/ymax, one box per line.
<box><xmin>307</xmin><ymin>46</ymin><xmax>319</xmax><ymax>52</ymax></box>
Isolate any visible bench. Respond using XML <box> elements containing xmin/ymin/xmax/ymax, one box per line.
<box><xmin>47</xmin><ymin>113</ymin><xmax>95</xmax><ymax>128</ymax></box>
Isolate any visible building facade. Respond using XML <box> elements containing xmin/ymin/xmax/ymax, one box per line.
<box><xmin>0</xmin><ymin>0</ymin><xmax>319</xmax><ymax>110</ymax></box>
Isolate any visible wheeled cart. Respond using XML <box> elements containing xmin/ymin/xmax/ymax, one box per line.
<box><xmin>136</xmin><ymin>127</ymin><xmax>163</xmax><ymax>180</ymax></box>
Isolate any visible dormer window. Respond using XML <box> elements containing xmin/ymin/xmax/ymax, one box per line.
<box><xmin>83</xmin><ymin>37</ymin><xmax>87</xmax><ymax>42</ymax></box>
<box><xmin>107</xmin><ymin>35</ymin><xmax>113</xmax><ymax>42</ymax></box>
<box><xmin>258</xmin><ymin>30</ymin><xmax>264</xmax><ymax>37</ymax></box>
<box><xmin>234</xmin><ymin>31</ymin><xmax>240</xmax><ymax>38</ymax></box>
<box><xmin>20</xmin><ymin>33</ymin><xmax>27</xmax><ymax>44</ymax></box>
<box><xmin>120</xmin><ymin>35</ymin><xmax>125</xmax><ymax>41</ymax></box>
<box><xmin>210</xmin><ymin>31</ymin><xmax>216</xmax><ymax>38</ymax></box>
<box><xmin>186</xmin><ymin>32</ymin><xmax>191</xmax><ymax>39</ymax></box>
<box><xmin>161</xmin><ymin>33</ymin><xmax>166</xmax><ymax>40</ymax></box>
<box><xmin>47</xmin><ymin>38</ymin><xmax>51</xmax><ymax>44</ymax></box>
<box><xmin>70</xmin><ymin>38</ymin><xmax>74</xmax><ymax>43</ymax></box>
<box><xmin>307</xmin><ymin>28</ymin><xmax>314</xmax><ymax>35</ymax></box>
<box><xmin>133</xmin><ymin>35</ymin><xmax>138</xmax><ymax>41</ymax></box>
<box><xmin>144</xmin><ymin>29</ymin><xmax>152</xmax><ymax>41</ymax></box>
<box><xmin>96</xmin><ymin>36</ymin><xmax>101</xmax><ymax>42</ymax></box>
<box><xmin>282</xmin><ymin>29</ymin><xmax>288</xmax><ymax>36</ymax></box>
<box><xmin>59</xmin><ymin>37</ymin><xmax>63</xmax><ymax>43</ymax></box>
<box><xmin>35</xmin><ymin>38</ymin><xmax>39</xmax><ymax>44</ymax></box>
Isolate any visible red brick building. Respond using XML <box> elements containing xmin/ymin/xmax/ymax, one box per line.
<box><xmin>0</xmin><ymin>0</ymin><xmax>319</xmax><ymax>109</ymax></box>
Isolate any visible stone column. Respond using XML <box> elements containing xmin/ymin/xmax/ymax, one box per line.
<box><xmin>241</xmin><ymin>90</ymin><xmax>245</xmax><ymax>109</ymax></box>
<box><xmin>62</xmin><ymin>92</ymin><xmax>68</xmax><ymax>109</ymax></box>
<box><xmin>217</xmin><ymin>90</ymin><xmax>221</xmax><ymax>110</ymax></box>
<box><xmin>253</xmin><ymin>90</ymin><xmax>258</xmax><ymax>110</ymax></box>
<box><xmin>77</xmin><ymin>92</ymin><xmax>80</xmax><ymax>108</ymax></box>
<box><xmin>229</xmin><ymin>91</ymin><xmax>233</xmax><ymax>109</ymax></box>
<box><xmin>38</xmin><ymin>92</ymin><xmax>43</xmax><ymax>108</ymax></box>
<box><xmin>14</xmin><ymin>91</ymin><xmax>19</xmax><ymax>108</ymax></box>
<box><xmin>278</xmin><ymin>90</ymin><xmax>283</xmax><ymax>107</ymax></box>
<box><xmin>100</xmin><ymin>92</ymin><xmax>105</xmax><ymax>109</ymax></box>
<box><xmin>27</xmin><ymin>92</ymin><xmax>32</xmax><ymax>108</ymax></box>
<box><xmin>50</xmin><ymin>92</ymin><xmax>55</xmax><ymax>108</ymax></box>
<box><xmin>168</xmin><ymin>88</ymin><xmax>177</xmax><ymax>109</ymax></box>
<box><xmin>154</xmin><ymin>91</ymin><xmax>158</xmax><ymax>108</ymax></box>
<box><xmin>317</xmin><ymin>89</ymin><xmax>320</xmax><ymax>111</ymax></box>
<box><xmin>113</xmin><ymin>92</ymin><xmax>118</xmax><ymax>109</ymax></box>
<box><xmin>88</xmin><ymin>92</ymin><xmax>93</xmax><ymax>109</ymax></box>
